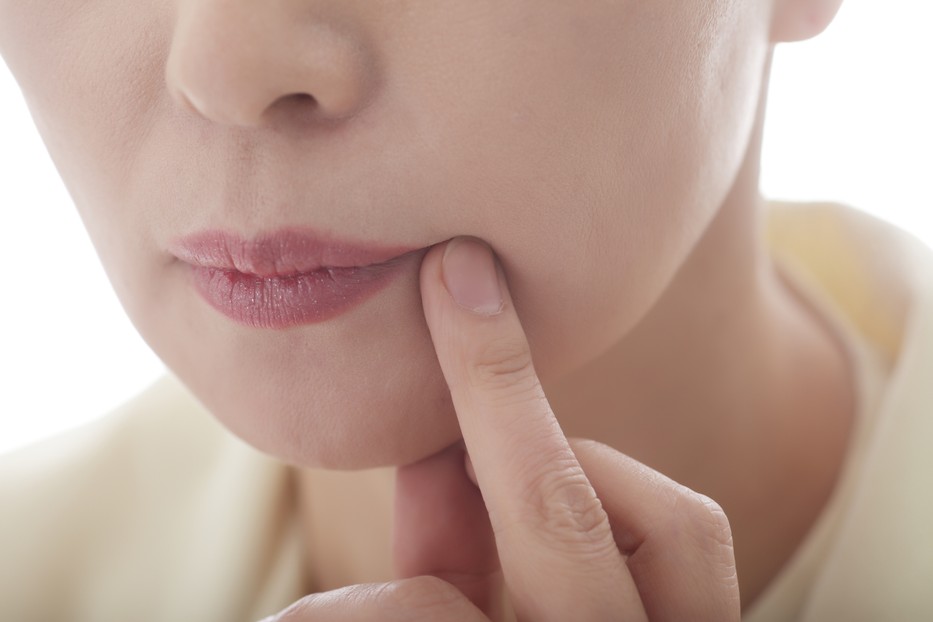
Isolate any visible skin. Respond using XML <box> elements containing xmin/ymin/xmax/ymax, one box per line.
<box><xmin>0</xmin><ymin>0</ymin><xmax>850</xmax><ymax>615</ymax></box>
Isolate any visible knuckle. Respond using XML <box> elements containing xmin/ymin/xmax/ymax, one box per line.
<box><xmin>378</xmin><ymin>576</ymin><xmax>475</xmax><ymax>619</ymax></box>
<box><xmin>671</xmin><ymin>487</ymin><xmax>736</xmax><ymax>559</ymax></box>
<box><xmin>503</xmin><ymin>459</ymin><xmax>614</xmax><ymax>552</ymax></box>
<box><xmin>682</xmin><ymin>492</ymin><xmax>741</xmax><ymax>600</ymax></box>
<box><xmin>691</xmin><ymin>493</ymin><xmax>735</xmax><ymax>548</ymax></box>
<box><xmin>469</xmin><ymin>336</ymin><xmax>536</xmax><ymax>389</ymax></box>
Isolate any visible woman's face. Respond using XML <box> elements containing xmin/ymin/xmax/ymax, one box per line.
<box><xmin>0</xmin><ymin>1</ymin><xmax>770</xmax><ymax>468</ymax></box>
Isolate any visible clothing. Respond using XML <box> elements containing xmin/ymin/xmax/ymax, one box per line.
<box><xmin>745</xmin><ymin>202</ymin><xmax>933</xmax><ymax>620</ymax></box>
<box><xmin>1</xmin><ymin>201</ymin><xmax>931</xmax><ymax>621</ymax></box>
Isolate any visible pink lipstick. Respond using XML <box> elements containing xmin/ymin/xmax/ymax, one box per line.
<box><xmin>170</xmin><ymin>229</ymin><xmax>422</xmax><ymax>329</ymax></box>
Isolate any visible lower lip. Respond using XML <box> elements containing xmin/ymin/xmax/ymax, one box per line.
<box><xmin>188</xmin><ymin>253</ymin><xmax>417</xmax><ymax>329</ymax></box>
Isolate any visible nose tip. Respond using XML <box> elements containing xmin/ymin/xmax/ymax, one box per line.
<box><xmin>165</xmin><ymin>3</ymin><xmax>375</xmax><ymax>128</ymax></box>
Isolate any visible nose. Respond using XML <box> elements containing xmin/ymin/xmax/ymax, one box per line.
<box><xmin>165</xmin><ymin>1</ymin><xmax>376</xmax><ymax>127</ymax></box>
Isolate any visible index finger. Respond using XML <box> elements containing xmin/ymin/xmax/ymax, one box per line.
<box><xmin>419</xmin><ymin>237</ymin><xmax>643</xmax><ymax>621</ymax></box>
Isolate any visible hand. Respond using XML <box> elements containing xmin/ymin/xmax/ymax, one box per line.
<box><xmin>261</xmin><ymin>237</ymin><xmax>740</xmax><ymax>621</ymax></box>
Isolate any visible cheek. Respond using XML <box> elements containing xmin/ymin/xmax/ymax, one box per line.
<box><xmin>432</xmin><ymin>4</ymin><xmax>769</xmax><ymax>381</ymax></box>
<box><xmin>2</xmin><ymin>7</ymin><xmax>174</xmax><ymax>311</ymax></box>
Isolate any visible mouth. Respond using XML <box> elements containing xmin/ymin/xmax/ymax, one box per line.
<box><xmin>169</xmin><ymin>228</ymin><xmax>425</xmax><ymax>329</ymax></box>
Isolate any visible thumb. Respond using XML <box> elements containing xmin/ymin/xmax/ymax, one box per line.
<box><xmin>393</xmin><ymin>442</ymin><xmax>505</xmax><ymax>619</ymax></box>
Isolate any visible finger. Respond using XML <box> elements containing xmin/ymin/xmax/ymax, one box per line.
<box><xmin>419</xmin><ymin>237</ymin><xmax>643</xmax><ymax>622</ymax></box>
<box><xmin>393</xmin><ymin>442</ymin><xmax>506</xmax><ymax>620</ymax></box>
<box><xmin>261</xmin><ymin>576</ymin><xmax>488</xmax><ymax>622</ymax></box>
<box><xmin>570</xmin><ymin>438</ymin><xmax>742</xmax><ymax>622</ymax></box>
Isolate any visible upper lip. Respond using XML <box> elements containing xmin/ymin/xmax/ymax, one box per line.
<box><xmin>169</xmin><ymin>228</ymin><xmax>421</xmax><ymax>278</ymax></box>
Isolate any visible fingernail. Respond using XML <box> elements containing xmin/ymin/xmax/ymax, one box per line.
<box><xmin>442</xmin><ymin>238</ymin><xmax>503</xmax><ymax>315</ymax></box>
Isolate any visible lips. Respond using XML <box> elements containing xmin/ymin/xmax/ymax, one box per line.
<box><xmin>170</xmin><ymin>229</ymin><xmax>423</xmax><ymax>329</ymax></box>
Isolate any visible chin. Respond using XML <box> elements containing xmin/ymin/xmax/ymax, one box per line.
<box><xmin>192</xmin><ymin>355</ymin><xmax>464</xmax><ymax>471</ymax></box>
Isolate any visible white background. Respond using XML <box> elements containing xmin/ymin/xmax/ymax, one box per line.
<box><xmin>1</xmin><ymin>1</ymin><xmax>931</xmax><ymax>455</ymax></box>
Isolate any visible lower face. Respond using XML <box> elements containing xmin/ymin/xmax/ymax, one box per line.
<box><xmin>0</xmin><ymin>1</ymin><xmax>770</xmax><ymax>468</ymax></box>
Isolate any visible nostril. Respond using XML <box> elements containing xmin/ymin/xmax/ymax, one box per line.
<box><xmin>284</xmin><ymin>93</ymin><xmax>316</xmax><ymax>105</ymax></box>
<box><xmin>278</xmin><ymin>92</ymin><xmax>318</xmax><ymax>113</ymax></box>
<box><xmin>263</xmin><ymin>92</ymin><xmax>320</xmax><ymax>125</ymax></box>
